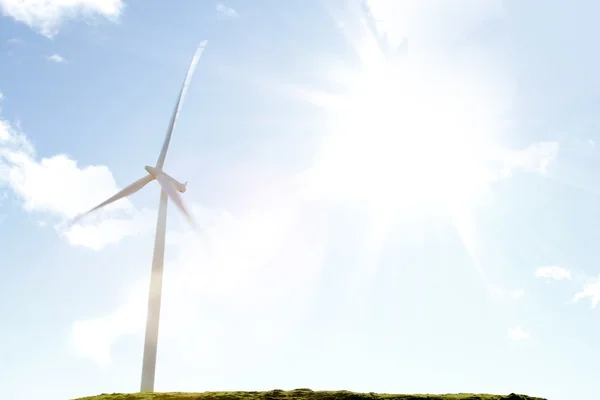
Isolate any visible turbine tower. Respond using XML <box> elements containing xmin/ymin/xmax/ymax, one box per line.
<box><xmin>70</xmin><ymin>41</ymin><xmax>207</xmax><ymax>392</ymax></box>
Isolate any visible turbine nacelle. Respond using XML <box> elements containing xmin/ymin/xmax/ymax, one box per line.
<box><xmin>144</xmin><ymin>165</ymin><xmax>187</xmax><ymax>193</ymax></box>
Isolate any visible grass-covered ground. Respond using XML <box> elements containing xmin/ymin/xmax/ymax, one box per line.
<box><xmin>76</xmin><ymin>388</ymin><xmax>546</xmax><ymax>400</ymax></box>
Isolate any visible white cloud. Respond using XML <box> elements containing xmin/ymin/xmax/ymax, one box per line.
<box><xmin>0</xmin><ymin>101</ymin><xmax>152</xmax><ymax>250</ymax></box>
<box><xmin>573</xmin><ymin>276</ymin><xmax>600</xmax><ymax>308</ymax></box>
<box><xmin>6</xmin><ymin>37</ymin><xmax>24</xmax><ymax>45</ymax></box>
<box><xmin>61</xmin><ymin>209</ymin><xmax>154</xmax><ymax>250</ymax></box>
<box><xmin>4</xmin><ymin>152</ymin><xmax>129</xmax><ymax>219</ymax></box>
<box><xmin>502</xmin><ymin>141</ymin><xmax>560</xmax><ymax>175</ymax></box>
<box><xmin>71</xmin><ymin>279</ymin><xmax>148</xmax><ymax>366</ymax></box>
<box><xmin>0</xmin><ymin>0</ymin><xmax>124</xmax><ymax>37</ymax></box>
<box><xmin>216</xmin><ymin>3</ymin><xmax>238</xmax><ymax>18</ymax></box>
<box><xmin>535</xmin><ymin>266</ymin><xmax>571</xmax><ymax>281</ymax></box>
<box><xmin>508</xmin><ymin>327</ymin><xmax>531</xmax><ymax>341</ymax></box>
<box><xmin>47</xmin><ymin>54</ymin><xmax>66</xmax><ymax>63</ymax></box>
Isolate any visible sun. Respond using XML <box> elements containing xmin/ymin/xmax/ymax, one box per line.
<box><xmin>306</xmin><ymin>59</ymin><xmax>499</xmax><ymax>217</ymax></box>
<box><xmin>293</xmin><ymin>7</ymin><xmax>512</xmax><ymax>298</ymax></box>
<box><xmin>297</xmin><ymin>57</ymin><xmax>504</xmax><ymax>297</ymax></box>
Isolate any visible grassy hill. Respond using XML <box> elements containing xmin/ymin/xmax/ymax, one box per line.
<box><xmin>75</xmin><ymin>389</ymin><xmax>546</xmax><ymax>400</ymax></box>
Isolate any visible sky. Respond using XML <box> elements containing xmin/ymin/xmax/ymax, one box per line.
<box><xmin>1</xmin><ymin>0</ymin><xmax>600</xmax><ymax>399</ymax></box>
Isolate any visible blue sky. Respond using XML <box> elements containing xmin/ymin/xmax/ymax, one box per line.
<box><xmin>1</xmin><ymin>0</ymin><xmax>600</xmax><ymax>399</ymax></box>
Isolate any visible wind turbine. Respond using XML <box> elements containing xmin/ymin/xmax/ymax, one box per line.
<box><xmin>70</xmin><ymin>41</ymin><xmax>207</xmax><ymax>392</ymax></box>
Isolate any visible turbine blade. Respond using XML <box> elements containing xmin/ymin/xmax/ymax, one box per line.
<box><xmin>154</xmin><ymin>172</ymin><xmax>198</xmax><ymax>230</ymax></box>
<box><xmin>70</xmin><ymin>174</ymin><xmax>154</xmax><ymax>225</ymax></box>
<box><xmin>155</xmin><ymin>40</ymin><xmax>207</xmax><ymax>170</ymax></box>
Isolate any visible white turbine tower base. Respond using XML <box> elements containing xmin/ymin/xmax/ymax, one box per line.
<box><xmin>70</xmin><ymin>41</ymin><xmax>207</xmax><ymax>393</ymax></box>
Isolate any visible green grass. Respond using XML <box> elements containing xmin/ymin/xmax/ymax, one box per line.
<box><xmin>75</xmin><ymin>388</ymin><xmax>546</xmax><ymax>400</ymax></box>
